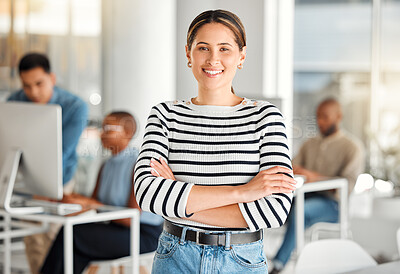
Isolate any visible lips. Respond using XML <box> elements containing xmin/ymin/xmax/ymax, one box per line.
<box><xmin>203</xmin><ymin>69</ymin><xmax>223</xmax><ymax>77</ymax></box>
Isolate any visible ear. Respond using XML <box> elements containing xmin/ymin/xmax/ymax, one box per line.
<box><xmin>239</xmin><ymin>46</ymin><xmax>247</xmax><ymax>64</ymax></box>
<box><xmin>50</xmin><ymin>72</ymin><xmax>56</xmax><ymax>86</ymax></box>
<box><xmin>337</xmin><ymin>111</ymin><xmax>343</xmax><ymax>122</ymax></box>
<box><xmin>185</xmin><ymin>45</ymin><xmax>191</xmax><ymax>63</ymax></box>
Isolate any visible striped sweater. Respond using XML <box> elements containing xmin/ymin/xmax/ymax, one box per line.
<box><xmin>134</xmin><ymin>98</ymin><xmax>293</xmax><ymax>232</ymax></box>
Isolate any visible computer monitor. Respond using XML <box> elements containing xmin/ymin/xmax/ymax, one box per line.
<box><xmin>0</xmin><ymin>102</ymin><xmax>63</xmax><ymax>214</ymax></box>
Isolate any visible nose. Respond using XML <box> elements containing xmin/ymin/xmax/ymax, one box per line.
<box><xmin>206</xmin><ymin>50</ymin><xmax>220</xmax><ymax>66</ymax></box>
<box><xmin>30</xmin><ymin>86</ymin><xmax>40</xmax><ymax>97</ymax></box>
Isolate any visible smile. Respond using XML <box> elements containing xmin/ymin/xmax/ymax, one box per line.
<box><xmin>203</xmin><ymin>69</ymin><xmax>223</xmax><ymax>76</ymax></box>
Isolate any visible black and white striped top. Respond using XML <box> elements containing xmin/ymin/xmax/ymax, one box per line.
<box><xmin>134</xmin><ymin>98</ymin><xmax>293</xmax><ymax>232</ymax></box>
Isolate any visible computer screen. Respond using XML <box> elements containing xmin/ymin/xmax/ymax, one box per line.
<box><xmin>0</xmin><ymin>102</ymin><xmax>63</xmax><ymax>213</ymax></box>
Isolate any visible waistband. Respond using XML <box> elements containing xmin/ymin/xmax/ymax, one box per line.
<box><xmin>163</xmin><ymin>220</ymin><xmax>262</xmax><ymax>247</ymax></box>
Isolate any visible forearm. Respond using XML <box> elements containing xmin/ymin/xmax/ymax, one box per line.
<box><xmin>62</xmin><ymin>193</ymin><xmax>103</xmax><ymax>207</ymax></box>
<box><xmin>112</xmin><ymin>218</ymin><xmax>131</xmax><ymax>227</ymax></box>
<box><xmin>187</xmin><ymin>204</ymin><xmax>248</xmax><ymax>228</ymax></box>
<box><xmin>186</xmin><ymin>185</ymin><xmax>242</xmax><ymax>215</ymax></box>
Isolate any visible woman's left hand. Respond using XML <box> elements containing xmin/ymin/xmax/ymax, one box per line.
<box><xmin>150</xmin><ymin>157</ymin><xmax>176</xmax><ymax>180</ymax></box>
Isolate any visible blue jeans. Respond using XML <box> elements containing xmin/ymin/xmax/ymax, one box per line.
<box><xmin>273</xmin><ymin>194</ymin><xmax>338</xmax><ymax>267</ymax></box>
<box><xmin>152</xmin><ymin>230</ymin><xmax>268</xmax><ymax>273</ymax></box>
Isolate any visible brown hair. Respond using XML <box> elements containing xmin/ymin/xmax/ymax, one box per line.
<box><xmin>187</xmin><ymin>9</ymin><xmax>246</xmax><ymax>52</ymax></box>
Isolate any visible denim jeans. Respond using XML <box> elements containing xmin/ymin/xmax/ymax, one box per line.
<box><xmin>152</xmin><ymin>230</ymin><xmax>268</xmax><ymax>273</ymax></box>
<box><xmin>274</xmin><ymin>194</ymin><xmax>338</xmax><ymax>267</ymax></box>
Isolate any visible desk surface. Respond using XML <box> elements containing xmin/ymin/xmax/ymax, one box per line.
<box><xmin>345</xmin><ymin>260</ymin><xmax>400</xmax><ymax>274</ymax></box>
<box><xmin>0</xmin><ymin>207</ymin><xmax>139</xmax><ymax>240</ymax></box>
<box><xmin>0</xmin><ymin>207</ymin><xmax>140</xmax><ymax>274</ymax></box>
<box><xmin>2</xmin><ymin>206</ymin><xmax>137</xmax><ymax>225</ymax></box>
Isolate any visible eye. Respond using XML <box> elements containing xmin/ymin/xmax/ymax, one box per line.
<box><xmin>220</xmin><ymin>48</ymin><xmax>229</xmax><ymax>52</ymax></box>
<box><xmin>199</xmin><ymin>47</ymin><xmax>209</xmax><ymax>51</ymax></box>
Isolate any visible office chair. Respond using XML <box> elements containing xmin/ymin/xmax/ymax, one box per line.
<box><xmin>85</xmin><ymin>251</ymin><xmax>155</xmax><ymax>274</ymax></box>
<box><xmin>295</xmin><ymin>239</ymin><xmax>376</xmax><ymax>274</ymax></box>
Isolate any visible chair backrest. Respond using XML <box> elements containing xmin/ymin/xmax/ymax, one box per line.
<box><xmin>295</xmin><ymin>239</ymin><xmax>377</xmax><ymax>274</ymax></box>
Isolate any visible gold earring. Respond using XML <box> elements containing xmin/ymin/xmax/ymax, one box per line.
<box><xmin>237</xmin><ymin>64</ymin><xmax>243</xmax><ymax>69</ymax></box>
<box><xmin>187</xmin><ymin>61</ymin><xmax>192</xmax><ymax>68</ymax></box>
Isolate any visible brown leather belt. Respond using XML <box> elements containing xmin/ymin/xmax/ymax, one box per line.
<box><xmin>163</xmin><ymin>220</ymin><xmax>262</xmax><ymax>246</ymax></box>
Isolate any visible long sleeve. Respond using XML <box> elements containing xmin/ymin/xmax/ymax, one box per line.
<box><xmin>135</xmin><ymin>99</ymin><xmax>293</xmax><ymax>231</ymax></box>
<box><xmin>238</xmin><ymin>107</ymin><xmax>293</xmax><ymax>231</ymax></box>
<box><xmin>134</xmin><ymin>105</ymin><xmax>194</xmax><ymax>218</ymax></box>
<box><xmin>61</xmin><ymin>99</ymin><xmax>88</xmax><ymax>183</ymax></box>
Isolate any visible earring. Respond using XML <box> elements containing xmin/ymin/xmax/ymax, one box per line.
<box><xmin>237</xmin><ymin>64</ymin><xmax>243</xmax><ymax>69</ymax></box>
<box><xmin>187</xmin><ymin>61</ymin><xmax>192</xmax><ymax>68</ymax></box>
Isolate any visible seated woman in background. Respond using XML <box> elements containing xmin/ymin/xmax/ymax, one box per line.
<box><xmin>41</xmin><ymin>111</ymin><xmax>163</xmax><ymax>274</ymax></box>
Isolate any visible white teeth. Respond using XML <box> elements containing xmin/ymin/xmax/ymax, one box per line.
<box><xmin>204</xmin><ymin>70</ymin><xmax>222</xmax><ymax>75</ymax></box>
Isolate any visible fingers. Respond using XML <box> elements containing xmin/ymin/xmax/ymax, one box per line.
<box><xmin>263</xmin><ymin>166</ymin><xmax>293</xmax><ymax>175</ymax></box>
<box><xmin>150</xmin><ymin>158</ymin><xmax>167</xmax><ymax>177</ymax></box>
<box><xmin>268</xmin><ymin>179</ymin><xmax>297</xmax><ymax>192</ymax></box>
<box><xmin>252</xmin><ymin>171</ymin><xmax>297</xmax><ymax>194</ymax></box>
<box><xmin>150</xmin><ymin>157</ymin><xmax>176</xmax><ymax>180</ymax></box>
<box><xmin>160</xmin><ymin>158</ymin><xmax>176</xmax><ymax>180</ymax></box>
<box><xmin>264</xmin><ymin>174</ymin><xmax>297</xmax><ymax>186</ymax></box>
<box><xmin>271</xmin><ymin>186</ymin><xmax>295</xmax><ymax>194</ymax></box>
<box><xmin>150</xmin><ymin>168</ymin><xmax>161</xmax><ymax>177</ymax></box>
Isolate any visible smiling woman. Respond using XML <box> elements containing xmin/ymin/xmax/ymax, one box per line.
<box><xmin>134</xmin><ymin>9</ymin><xmax>295</xmax><ymax>274</ymax></box>
<box><xmin>186</xmin><ymin>10</ymin><xmax>246</xmax><ymax>100</ymax></box>
<box><xmin>187</xmin><ymin>22</ymin><xmax>246</xmax><ymax>97</ymax></box>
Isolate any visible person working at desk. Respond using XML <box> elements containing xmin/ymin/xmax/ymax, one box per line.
<box><xmin>270</xmin><ymin>98</ymin><xmax>365</xmax><ymax>274</ymax></box>
<box><xmin>7</xmin><ymin>52</ymin><xmax>88</xmax><ymax>274</ymax></box>
<box><xmin>41</xmin><ymin>111</ymin><xmax>163</xmax><ymax>274</ymax></box>
<box><xmin>8</xmin><ymin>52</ymin><xmax>88</xmax><ymax>188</ymax></box>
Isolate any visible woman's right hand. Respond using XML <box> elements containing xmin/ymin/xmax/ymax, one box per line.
<box><xmin>150</xmin><ymin>157</ymin><xmax>176</xmax><ymax>180</ymax></box>
<box><xmin>238</xmin><ymin>166</ymin><xmax>297</xmax><ymax>203</ymax></box>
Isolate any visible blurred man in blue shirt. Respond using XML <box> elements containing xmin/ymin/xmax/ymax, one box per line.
<box><xmin>8</xmin><ymin>52</ymin><xmax>88</xmax><ymax>186</ymax></box>
<box><xmin>7</xmin><ymin>52</ymin><xmax>88</xmax><ymax>274</ymax></box>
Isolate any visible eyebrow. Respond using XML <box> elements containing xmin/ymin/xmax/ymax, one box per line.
<box><xmin>196</xmin><ymin>42</ymin><xmax>233</xmax><ymax>47</ymax></box>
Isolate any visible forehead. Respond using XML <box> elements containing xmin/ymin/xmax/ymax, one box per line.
<box><xmin>20</xmin><ymin>67</ymin><xmax>49</xmax><ymax>83</ymax></box>
<box><xmin>103</xmin><ymin>115</ymin><xmax>122</xmax><ymax>125</ymax></box>
<box><xmin>317</xmin><ymin>103</ymin><xmax>338</xmax><ymax>115</ymax></box>
<box><xmin>194</xmin><ymin>23</ymin><xmax>236</xmax><ymax>44</ymax></box>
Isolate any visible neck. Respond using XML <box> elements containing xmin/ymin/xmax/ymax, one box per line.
<box><xmin>194</xmin><ymin>87</ymin><xmax>242</xmax><ymax>106</ymax></box>
<box><xmin>323</xmin><ymin>127</ymin><xmax>340</xmax><ymax>138</ymax></box>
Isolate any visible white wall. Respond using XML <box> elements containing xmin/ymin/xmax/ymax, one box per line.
<box><xmin>102</xmin><ymin>0</ymin><xmax>176</xmax><ymax>147</ymax></box>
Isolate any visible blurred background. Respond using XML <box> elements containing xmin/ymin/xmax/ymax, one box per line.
<box><xmin>1</xmin><ymin>0</ymin><xmax>400</xmax><ymax>271</ymax></box>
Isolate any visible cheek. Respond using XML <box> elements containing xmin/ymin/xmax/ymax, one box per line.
<box><xmin>101</xmin><ymin>132</ymin><xmax>116</xmax><ymax>141</ymax></box>
<box><xmin>23</xmin><ymin>88</ymin><xmax>32</xmax><ymax>96</ymax></box>
<box><xmin>42</xmin><ymin>82</ymin><xmax>53</xmax><ymax>93</ymax></box>
<box><xmin>191</xmin><ymin>53</ymin><xmax>206</xmax><ymax>67</ymax></box>
<box><xmin>223</xmin><ymin>55</ymin><xmax>240</xmax><ymax>70</ymax></box>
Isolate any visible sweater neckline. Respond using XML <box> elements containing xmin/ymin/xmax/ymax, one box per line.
<box><xmin>183</xmin><ymin>97</ymin><xmax>250</xmax><ymax>113</ymax></box>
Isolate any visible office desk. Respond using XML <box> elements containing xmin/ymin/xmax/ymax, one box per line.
<box><xmin>345</xmin><ymin>260</ymin><xmax>400</xmax><ymax>274</ymax></box>
<box><xmin>295</xmin><ymin>178</ymin><xmax>348</xmax><ymax>254</ymax></box>
<box><xmin>0</xmin><ymin>207</ymin><xmax>140</xmax><ymax>274</ymax></box>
